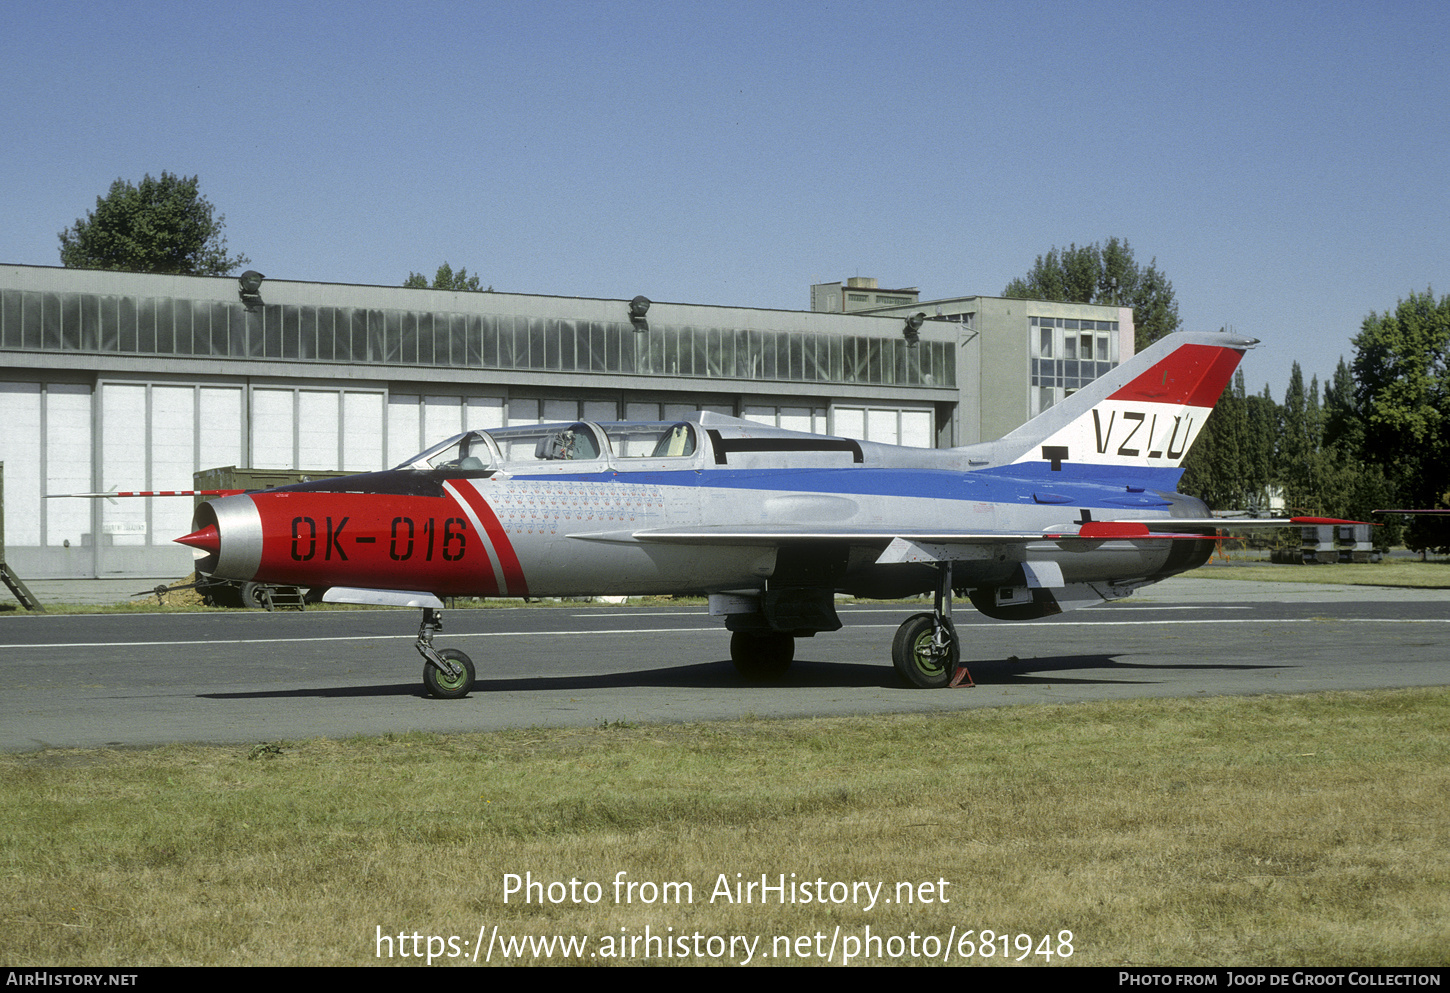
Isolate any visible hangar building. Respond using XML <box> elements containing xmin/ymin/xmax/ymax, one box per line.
<box><xmin>0</xmin><ymin>264</ymin><xmax>1132</xmax><ymax>578</ymax></box>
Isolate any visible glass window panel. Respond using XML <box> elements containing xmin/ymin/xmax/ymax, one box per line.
<box><xmin>185</xmin><ymin>300</ymin><xmax>208</xmax><ymax>355</ymax></box>
<box><xmin>513</xmin><ymin>317</ymin><xmax>533</xmax><ymax>369</ymax></box>
<box><xmin>733</xmin><ymin>330</ymin><xmax>752</xmax><ymax>378</ymax></box>
<box><xmin>549</xmin><ymin>319</ymin><xmax>569</xmax><ymax>371</ymax></box>
<box><xmin>173</xmin><ymin>297</ymin><xmax>193</xmax><ymax>354</ymax></box>
<box><xmin>96</xmin><ymin>295</ymin><xmax>118</xmax><ymax>351</ymax></box>
<box><xmin>155</xmin><ymin>297</ymin><xmax>177</xmax><ymax>352</ymax></box>
<box><xmin>118</xmin><ymin>295</ymin><xmax>138</xmax><ymax>353</ymax></box>
<box><xmin>759</xmin><ymin>332</ymin><xmax>777</xmax><ymax>380</ymax></box>
<box><xmin>60</xmin><ymin>292</ymin><xmax>83</xmax><ymax>350</ymax></box>
<box><xmin>496</xmin><ymin>315</ymin><xmax>516</xmax><ymax>368</ymax></box>
<box><xmin>299</xmin><ymin>306</ymin><xmax>318</xmax><ymax>360</ymax></box>
<box><xmin>467</xmin><ymin>315</ymin><xmax>483</xmax><ymax>367</ymax></box>
<box><xmin>841</xmin><ymin>338</ymin><xmax>861</xmax><ymax>383</ymax></box>
<box><xmin>452</xmin><ymin>314</ymin><xmax>468</xmax><ymax>367</ymax></box>
<box><xmin>690</xmin><ymin>327</ymin><xmax>708</xmax><ymax>376</ymax></box>
<box><xmin>613</xmin><ymin>324</ymin><xmax>633</xmax><ymax>371</ymax></box>
<box><xmin>137</xmin><ymin>297</ymin><xmax>157</xmax><ymax>353</ymax></box>
<box><xmin>279</xmin><ymin>304</ymin><xmax>298</xmax><ymax>359</ymax></box>
<box><xmin>383</xmin><ymin>310</ymin><xmax>402</xmax><ymax>364</ymax></box>
<box><xmin>527</xmin><ymin>317</ymin><xmax>546</xmax><ymax>369</ymax></box>
<box><xmin>642</xmin><ymin>327</ymin><xmax>664</xmax><ymax>375</ymax></box>
<box><xmin>662</xmin><ymin>327</ymin><xmax>678</xmax><ymax>375</ymax></box>
<box><xmin>404</xmin><ymin>312</ymin><xmax>424</xmax><ymax>365</ymax></box>
<box><xmin>705</xmin><ymin>327</ymin><xmax>724</xmax><ymax>377</ymax></box>
<box><xmin>415</xmin><ymin>312</ymin><xmax>433</xmax><ymax>365</ymax></box>
<box><xmin>342</xmin><ymin>309</ymin><xmax>362</xmax><ymax>362</ymax></box>
<box><xmin>316</xmin><ymin>307</ymin><xmax>335</xmax><ymax>362</ymax></box>
<box><xmin>1061</xmin><ymin>333</ymin><xmax>1076</xmax><ymax>359</ymax></box>
<box><xmin>481</xmin><ymin>314</ymin><xmax>499</xmax><ymax>367</ymax></box>
<box><xmin>865</xmin><ymin>340</ymin><xmax>882</xmax><ymax>384</ymax></box>
<box><xmin>588</xmin><ymin>322</ymin><xmax>606</xmax><ymax>372</ymax></box>
<box><xmin>803</xmin><ymin>335</ymin><xmax>823</xmax><ymax>381</ymax></box>
<box><xmin>38</xmin><ymin>293</ymin><xmax>60</xmax><ymax>349</ymax></box>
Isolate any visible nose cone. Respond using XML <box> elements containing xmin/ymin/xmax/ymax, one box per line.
<box><xmin>175</xmin><ymin>524</ymin><xmax>221</xmax><ymax>554</ymax></box>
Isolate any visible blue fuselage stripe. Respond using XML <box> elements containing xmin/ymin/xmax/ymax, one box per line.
<box><xmin>509</xmin><ymin>464</ymin><xmax>1183</xmax><ymax>507</ymax></box>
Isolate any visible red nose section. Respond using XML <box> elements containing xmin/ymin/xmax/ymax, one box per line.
<box><xmin>175</xmin><ymin>525</ymin><xmax>221</xmax><ymax>554</ymax></box>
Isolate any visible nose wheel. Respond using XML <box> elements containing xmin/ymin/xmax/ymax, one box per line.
<box><xmin>892</xmin><ymin>613</ymin><xmax>959</xmax><ymax>688</ymax></box>
<box><xmin>892</xmin><ymin>564</ymin><xmax>972</xmax><ymax>688</ymax></box>
<box><xmin>416</xmin><ymin>607</ymin><xmax>475</xmax><ymax>699</ymax></box>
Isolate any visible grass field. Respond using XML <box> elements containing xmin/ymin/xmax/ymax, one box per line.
<box><xmin>2</xmin><ymin>689</ymin><xmax>1446</xmax><ymax>967</ymax></box>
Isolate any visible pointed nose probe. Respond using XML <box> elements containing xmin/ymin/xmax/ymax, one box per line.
<box><xmin>174</xmin><ymin>525</ymin><xmax>220</xmax><ymax>554</ymax></box>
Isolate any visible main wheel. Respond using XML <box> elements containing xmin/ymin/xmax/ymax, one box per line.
<box><xmin>730</xmin><ymin>631</ymin><xmax>794</xmax><ymax>681</ymax></box>
<box><xmin>423</xmin><ymin>649</ymin><xmax>475</xmax><ymax>699</ymax></box>
<box><xmin>891</xmin><ymin>612</ymin><xmax>958</xmax><ymax>689</ymax></box>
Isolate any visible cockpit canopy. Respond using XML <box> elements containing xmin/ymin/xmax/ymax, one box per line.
<box><xmin>398</xmin><ymin>421</ymin><xmax>698</xmax><ymax>472</ymax></box>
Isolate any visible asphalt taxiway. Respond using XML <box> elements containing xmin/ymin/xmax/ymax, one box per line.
<box><xmin>2</xmin><ymin>576</ymin><xmax>1447</xmax><ymax>752</ymax></box>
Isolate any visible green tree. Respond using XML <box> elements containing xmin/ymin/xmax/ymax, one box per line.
<box><xmin>1002</xmin><ymin>237</ymin><xmax>1181</xmax><ymax>350</ymax></box>
<box><xmin>1280</xmin><ymin>362</ymin><xmax>1315</xmax><ymax>508</ymax></box>
<box><xmin>58</xmin><ymin>172</ymin><xmax>248</xmax><ymax>275</ymax></box>
<box><xmin>1351</xmin><ymin>288</ymin><xmax>1450</xmax><ymax>550</ymax></box>
<box><xmin>404</xmin><ymin>262</ymin><xmax>485</xmax><ymax>291</ymax></box>
<box><xmin>1180</xmin><ymin>368</ymin><xmax>1247</xmax><ymax>509</ymax></box>
<box><xmin>1242</xmin><ymin>385</ymin><xmax>1281</xmax><ymax>511</ymax></box>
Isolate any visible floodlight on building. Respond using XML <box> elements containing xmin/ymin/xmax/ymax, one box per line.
<box><xmin>628</xmin><ymin>295</ymin><xmax>651</xmax><ymax>332</ymax></box>
<box><xmin>902</xmin><ymin>312</ymin><xmax>925</xmax><ymax>346</ymax></box>
<box><xmin>238</xmin><ymin>270</ymin><xmax>265</xmax><ymax>309</ymax></box>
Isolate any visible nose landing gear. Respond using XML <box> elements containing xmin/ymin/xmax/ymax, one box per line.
<box><xmin>891</xmin><ymin>565</ymin><xmax>973</xmax><ymax>688</ymax></box>
<box><xmin>416</xmin><ymin>607</ymin><xmax>475</xmax><ymax>698</ymax></box>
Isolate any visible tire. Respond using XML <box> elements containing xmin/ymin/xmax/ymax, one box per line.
<box><xmin>730</xmin><ymin>631</ymin><xmax>794</xmax><ymax>681</ymax></box>
<box><xmin>238</xmin><ymin>581</ymin><xmax>268</xmax><ymax>610</ymax></box>
<box><xmin>423</xmin><ymin>649</ymin><xmax>475</xmax><ymax>699</ymax></box>
<box><xmin>891</xmin><ymin>612</ymin><xmax>958</xmax><ymax>689</ymax></box>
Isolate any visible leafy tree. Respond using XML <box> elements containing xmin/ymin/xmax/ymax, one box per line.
<box><xmin>1280</xmin><ymin>363</ymin><xmax>1315</xmax><ymax>508</ymax></box>
<box><xmin>1180</xmin><ymin>369</ymin><xmax>1247</xmax><ymax>509</ymax></box>
<box><xmin>1351</xmin><ymin>288</ymin><xmax>1450</xmax><ymax>550</ymax></box>
<box><xmin>58</xmin><ymin>172</ymin><xmax>248</xmax><ymax>275</ymax></box>
<box><xmin>404</xmin><ymin>262</ymin><xmax>486</xmax><ymax>291</ymax></box>
<box><xmin>1002</xmin><ymin>237</ymin><xmax>1181</xmax><ymax>350</ymax></box>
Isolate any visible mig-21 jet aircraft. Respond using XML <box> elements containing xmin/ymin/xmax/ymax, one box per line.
<box><xmin>176</xmin><ymin>330</ymin><xmax>1348</xmax><ymax>698</ymax></box>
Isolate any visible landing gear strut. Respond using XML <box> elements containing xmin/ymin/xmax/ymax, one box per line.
<box><xmin>416</xmin><ymin>607</ymin><xmax>475</xmax><ymax>699</ymax></box>
<box><xmin>892</xmin><ymin>565</ymin><xmax>971</xmax><ymax>688</ymax></box>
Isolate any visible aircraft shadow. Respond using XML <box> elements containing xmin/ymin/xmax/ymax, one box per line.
<box><xmin>199</xmin><ymin>652</ymin><xmax>1295</xmax><ymax>700</ymax></box>
<box><xmin>964</xmin><ymin>653</ymin><xmax>1294</xmax><ymax>685</ymax></box>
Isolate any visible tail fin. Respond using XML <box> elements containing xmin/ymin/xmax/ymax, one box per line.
<box><xmin>971</xmin><ymin>331</ymin><xmax>1255</xmax><ymax>485</ymax></box>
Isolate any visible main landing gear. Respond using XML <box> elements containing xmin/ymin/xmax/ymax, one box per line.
<box><xmin>416</xmin><ymin>607</ymin><xmax>476</xmax><ymax>699</ymax></box>
<box><xmin>729</xmin><ymin>631</ymin><xmax>795</xmax><ymax>681</ymax></box>
<box><xmin>891</xmin><ymin>565</ymin><xmax>972</xmax><ymax>689</ymax></box>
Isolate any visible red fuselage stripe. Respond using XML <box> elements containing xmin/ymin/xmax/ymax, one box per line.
<box><xmin>447</xmin><ymin>482</ymin><xmax>529</xmax><ymax>596</ymax></box>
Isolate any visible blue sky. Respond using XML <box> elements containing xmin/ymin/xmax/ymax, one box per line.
<box><xmin>3</xmin><ymin>0</ymin><xmax>1445</xmax><ymax>400</ymax></box>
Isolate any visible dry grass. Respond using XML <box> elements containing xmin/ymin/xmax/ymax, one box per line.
<box><xmin>2</xmin><ymin>689</ymin><xmax>1447</xmax><ymax>966</ymax></box>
